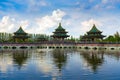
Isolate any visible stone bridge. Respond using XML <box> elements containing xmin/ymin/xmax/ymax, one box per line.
<box><xmin>0</xmin><ymin>42</ymin><xmax>120</xmax><ymax>50</ymax></box>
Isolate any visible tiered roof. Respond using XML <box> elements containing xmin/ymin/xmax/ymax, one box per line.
<box><xmin>88</xmin><ymin>24</ymin><xmax>102</xmax><ymax>33</ymax></box>
<box><xmin>13</xmin><ymin>26</ymin><xmax>30</xmax><ymax>38</ymax></box>
<box><xmin>82</xmin><ymin>24</ymin><xmax>105</xmax><ymax>42</ymax></box>
<box><xmin>55</xmin><ymin>23</ymin><xmax>66</xmax><ymax>32</ymax></box>
<box><xmin>51</xmin><ymin>23</ymin><xmax>69</xmax><ymax>39</ymax></box>
<box><xmin>14</xmin><ymin>27</ymin><xmax>27</xmax><ymax>34</ymax></box>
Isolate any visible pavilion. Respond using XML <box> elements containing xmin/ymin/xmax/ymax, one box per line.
<box><xmin>81</xmin><ymin>24</ymin><xmax>105</xmax><ymax>42</ymax></box>
<box><xmin>13</xmin><ymin>27</ymin><xmax>30</xmax><ymax>42</ymax></box>
<box><xmin>51</xmin><ymin>23</ymin><xmax>69</xmax><ymax>40</ymax></box>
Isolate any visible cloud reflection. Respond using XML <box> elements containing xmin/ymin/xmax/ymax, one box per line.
<box><xmin>0</xmin><ymin>52</ymin><xmax>13</xmax><ymax>73</ymax></box>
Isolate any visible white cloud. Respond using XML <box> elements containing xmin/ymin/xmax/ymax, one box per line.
<box><xmin>0</xmin><ymin>9</ymin><xmax>119</xmax><ymax>38</ymax></box>
<box><xmin>28</xmin><ymin>9</ymin><xmax>66</xmax><ymax>34</ymax></box>
<box><xmin>0</xmin><ymin>16</ymin><xmax>15</xmax><ymax>32</ymax></box>
<box><xmin>65</xmin><ymin>18</ymin><xmax>102</xmax><ymax>37</ymax></box>
<box><xmin>20</xmin><ymin>20</ymin><xmax>29</xmax><ymax>29</ymax></box>
<box><xmin>0</xmin><ymin>9</ymin><xmax>65</xmax><ymax>34</ymax></box>
<box><xmin>0</xmin><ymin>16</ymin><xmax>30</xmax><ymax>33</ymax></box>
<box><xmin>81</xmin><ymin>19</ymin><xmax>101</xmax><ymax>32</ymax></box>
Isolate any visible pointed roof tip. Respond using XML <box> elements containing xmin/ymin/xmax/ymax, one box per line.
<box><xmin>20</xmin><ymin>26</ymin><xmax>22</xmax><ymax>28</ymax></box>
<box><xmin>93</xmin><ymin>24</ymin><xmax>95</xmax><ymax>26</ymax></box>
<box><xmin>14</xmin><ymin>26</ymin><xmax>27</xmax><ymax>34</ymax></box>
<box><xmin>19</xmin><ymin>26</ymin><xmax>22</xmax><ymax>29</ymax></box>
<box><xmin>19</xmin><ymin>26</ymin><xmax>23</xmax><ymax>30</ymax></box>
<box><xmin>92</xmin><ymin>24</ymin><xmax>97</xmax><ymax>29</ymax></box>
<box><xmin>88</xmin><ymin>24</ymin><xmax>101</xmax><ymax>33</ymax></box>
<box><xmin>58</xmin><ymin>22</ymin><xmax>62</xmax><ymax>28</ymax></box>
<box><xmin>54</xmin><ymin>22</ymin><xmax>66</xmax><ymax>31</ymax></box>
<box><xmin>59</xmin><ymin>22</ymin><xmax>61</xmax><ymax>26</ymax></box>
<box><xmin>92</xmin><ymin>24</ymin><xmax>97</xmax><ymax>28</ymax></box>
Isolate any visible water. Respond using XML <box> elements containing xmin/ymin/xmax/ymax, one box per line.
<box><xmin>0</xmin><ymin>49</ymin><xmax>120</xmax><ymax>80</ymax></box>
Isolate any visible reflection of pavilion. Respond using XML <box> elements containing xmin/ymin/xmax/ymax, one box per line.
<box><xmin>52</xmin><ymin>49</ymin><xmax>67</xmax><ymax>71</ymax></box>
<box><xmin>12</xmin><ymin>50</ymin><xmax>30</xmax><ymax>69</ymax></box>
<box><xmin>80</xmin><ymin>50</ymin><xmax>104</xmax><ymax>72</ymax></box>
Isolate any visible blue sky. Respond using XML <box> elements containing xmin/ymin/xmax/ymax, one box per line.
<box><xmin>0</xmin><ymin>0</ymin><xmax>120</xmax><ymax>37</ymax></box>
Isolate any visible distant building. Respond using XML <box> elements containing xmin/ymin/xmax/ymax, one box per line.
<box><xmin>81</xmin><ymin>24</ymin><xmax>105</xmax><ymax>42</ymax></box>
<box><xmin>13</xmin><ymin>27</ymin><xmax>30</xmax><ymax>42</ymax></box>
<box><xmin>51</xmin><ymin>23</ymin><xmax>69</xmax><ymax>40</ymax></box>
<box><xmin>37</xmin><ymin>35</ymin><xmax>48</xmax><ymax>42</ymax></box>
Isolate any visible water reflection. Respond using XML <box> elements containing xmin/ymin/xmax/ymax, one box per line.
<box><xmin>35</xmin><ymin>49</ymin><xmax>54</xmax><ymax>74</ymax></box>
<box><xmin>79</xmin><ymin>50</ymin><xmax>120</xmax><ymax>73</ymax></box>
<box><xmin>80</xmin><ymin>50</ymin><xmax>104</xmax><ymax>72</ymax></box>
<box><xmin>0</xmin><ymin>49</ymin><xmax>120</xmax><ymax>80</ymax></box>
<box><xmin>12</xmin><ymin>50</ymin><xmax>30</xmax><ymax>69</ymax></box>
<box><xmin>0</xmin><ymin>50</ymin><xmax>13</xmax><ymax>73</ymax></box>
<box><xmin>104</xmin><ymin>51</ymin><xmax>120</xmax><ymax>61</ymax></box>
<box><xmin>52</xmin><ymin>49</ymin><xmax>67</xmax><ymax>71</ymax></box>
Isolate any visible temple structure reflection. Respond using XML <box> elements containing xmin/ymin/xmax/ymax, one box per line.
<box><xmin>80</xmin><ymin>50</ymin><xmax>104</xmax><ymax>72</ymax></box>
<box><xmin>52</xmin><ymin>49</ymin><xmax>68</xmax><ymax>71</ymax></box>
<box><xmin>12</xmin><ymin>50</ymin><xmax>30</xmax><ymax>69</ymax></box>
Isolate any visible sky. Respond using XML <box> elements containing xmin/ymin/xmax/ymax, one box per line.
<box><xmin>0</xmin><ymin>0</ymin><xmax>120</xmax><ymax>37</ymax></box>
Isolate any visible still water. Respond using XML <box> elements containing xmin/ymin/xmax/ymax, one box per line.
<box><xmin>0</xmin><ymin>49</ymin><xmax>120</xmax><ymax>80</ymax></box>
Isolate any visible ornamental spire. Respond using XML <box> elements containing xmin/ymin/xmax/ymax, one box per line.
<box><xmin>59</xmin><ymin>23</ymin><xmax>61</xmax><ymax>26</ymax></box>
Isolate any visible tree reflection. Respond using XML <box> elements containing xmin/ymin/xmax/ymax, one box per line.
<box><xmin>104</xmin><ymin>51</ymin><xmax>120</xmax><ymax>61</ymax></box>
<box><xmin>13</xmin><ymin>50</ymin><xmax>30</xmax><ymax>69</ymax></box>
<box><xmin>80</xmin><ymin>50</ymin><xmax>104</xmax><ymax>72</ymax></box>
<box><xmin>52</xmin><ymin>49</ymin><xmax>67</xmax><ymax>71</ymax></box>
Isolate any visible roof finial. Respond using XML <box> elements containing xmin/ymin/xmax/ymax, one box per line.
<box><xmin>93</xmin><ymin>24</ymin><xmax>96</xmax><ymax>27</ymax></box>
<box><xmin>59</xmin><ymin>22</ymin><xmax>61</xmax><ymax>26</ymax></box>
<box><xmin>20</xmin><ymin>26</ymin><xmax>22</xmax><ymax>29</ymax></box>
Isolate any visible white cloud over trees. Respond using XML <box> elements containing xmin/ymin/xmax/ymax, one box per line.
<box><xmin>0</xmin><ymin>9</ymin><xmax>66</xmax><ymax>34</ymax></box>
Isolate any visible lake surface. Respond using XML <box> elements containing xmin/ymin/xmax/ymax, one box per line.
<box><xmin>0</xmin><ymin>49</ymin><xmax>120</xmax><ymax>80</ymax></box>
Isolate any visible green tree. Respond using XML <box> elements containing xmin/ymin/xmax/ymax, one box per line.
<box><xmin>114</xmin><ymin>31</ymin><xmax>120</xmax><ymax>42</ymax></box>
